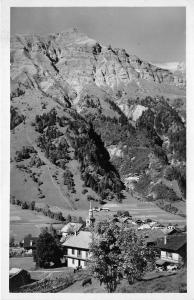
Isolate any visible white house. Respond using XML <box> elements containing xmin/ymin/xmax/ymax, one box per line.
<box><xmin>62</xmin><ymin>231</ymin><xmax>92</xmax><ymax>269</ymax></box>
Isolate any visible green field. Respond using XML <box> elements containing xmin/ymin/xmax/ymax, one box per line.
<box><xmin>10</xmin><ymin>204</ymin><xmax>62</xmax><ymax>241</ymax></box>
<box><xmin>10</xmin><ymin>256</ymin><xmax>36</xmax><ymax>271</ymax></box>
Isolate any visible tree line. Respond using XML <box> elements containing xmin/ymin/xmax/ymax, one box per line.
<box><xmin>10</xmin><ymin>195</ymin><xmax>85</xmax><ymax>224</ymax></box>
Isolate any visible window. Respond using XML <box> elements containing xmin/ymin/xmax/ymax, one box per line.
<box><xmin>86</xmin><ymin>251</ymin><xmax>88</xmax><ymax>258</ymax></box>
<box><xmin>166</xmin><ymin>252</ymin><xmax>173</xmax><ymax>259</ymax></box>
<box><xmin>72</xmin><ymin>249</ymin><xmax>75</xmax><ymax>255</ymax></box>
<box><xmin>72</xmin><ymin>259</ymin><xmax>75</xmax><ymax>264</ymax></box>
<box><xmin>84</xmin><ymin>261</ymin><xmax>87</xmax><ymax>266</ymax></box>
<box><xmin>77</xmin><ymin>250</ymin><xmax>82</xmax><ymax>257</ymax></box>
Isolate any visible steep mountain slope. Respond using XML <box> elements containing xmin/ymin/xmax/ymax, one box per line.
<box><xmin>10</xmin><ymin>28</ymin><xmax>186</xmax><ymax>217</ymax></box>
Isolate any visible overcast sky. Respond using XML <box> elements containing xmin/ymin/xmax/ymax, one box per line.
<box><xmin>11</xmin><ymin>7</ymin><xmax>185</xmax><ymax>63</ymax></box>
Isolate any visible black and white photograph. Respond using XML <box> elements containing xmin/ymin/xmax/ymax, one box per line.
<box><xmin>1</xmin><ymin>1</ymin><xmax>194</xmax><ymax>297</ymax></box>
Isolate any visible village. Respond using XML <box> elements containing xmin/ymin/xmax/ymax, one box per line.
<box><xmin>9</xmin><ymin>201</ymin><xmax>187</xmax><ymax>292</ymax></box>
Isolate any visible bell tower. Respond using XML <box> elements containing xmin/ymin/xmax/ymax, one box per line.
<box><xmin>86</xmin><ymin>201</ymin><xmax>95</xmax><ymax>227</ymax></box>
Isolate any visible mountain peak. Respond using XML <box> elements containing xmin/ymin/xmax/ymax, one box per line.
<box><xmin>10</xmin><ymin>28</ymin><xmax>186</xmax><ymax>99</ymax></box>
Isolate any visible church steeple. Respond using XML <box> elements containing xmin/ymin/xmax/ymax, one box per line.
<box><xmin>86</xmin><ymin>201</ymin><xmax>95</xmax><ymax>227</ymax></box>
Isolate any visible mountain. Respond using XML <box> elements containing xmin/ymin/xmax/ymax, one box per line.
<box><xmin>152</xmin><ymin>61</ymin><xmax>185</xmax><ymax>73</ymax></box>
<box><xmin>10</xmin><ymin>28</ymin><xmax>186</xmax><ymax>217</ymax></box>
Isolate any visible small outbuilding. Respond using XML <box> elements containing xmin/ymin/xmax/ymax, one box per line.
<box><xmin>157</xmin><ymin>234</ymin><xmax>186</xmax><ymax>265</ymax></box>
<box><xmin>21</xmin><ymin>235</ymin><xmax>38</xmax><ymax>250</ymax></box>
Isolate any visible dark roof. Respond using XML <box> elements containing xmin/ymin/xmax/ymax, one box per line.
<box><xmin>157</xmin><ymin>234</ymin><xmax>186</xmax><ymax>251</ymax></box>
<box><xmin>145</xmin><ymin>229</ymin><xmax>165</xmax><ymax>243</ymax></box>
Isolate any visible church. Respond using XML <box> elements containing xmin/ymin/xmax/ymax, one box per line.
<box><xmin>62</xmin><ymin>202</ymin><xmax>95</xmax><ymax>268</ymax></box>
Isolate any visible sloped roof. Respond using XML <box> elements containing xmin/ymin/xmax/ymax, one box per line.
<box><xmin>62</xmin><ymin>231</ymin><xmax>92</xmax><ymax>249</ymax></box>
<box><xmin>61</xmin><ymin>223</ymin><xmax>83</xmax><ymax>233</ymax></box>
<box><xmin>9</xmin><ymin>268</ymin><xmax>21</xmax><ymax>275</ymax></box>
<box><xmin>157</xmin><ymin>234</ymin><xmax>186</xmax><ymax>251</ymax></box>
<box><xmin>145</xmin><ymin>229</ymin><xmax>165</xmax><ymax>243</ymax></box>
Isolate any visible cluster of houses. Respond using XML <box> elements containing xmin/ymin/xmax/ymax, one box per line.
<box><xmin>12</xmin><ymin>203</ymin><xmax>186</xmax><ymax>272</ymax></box>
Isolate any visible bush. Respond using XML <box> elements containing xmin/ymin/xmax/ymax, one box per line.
<box><xmin>10</xmin><ymin>106</ymin><xmax>25</xmax><ymax>129</ymax></box>
<box><xmin>82</xmin><ymin>189</ymin><xmax>88</xmax><ymax>194</ymax></box>
<box><xmin>29</xmin><ymin>155</ymin><xmax>45</xmax><ymax>168</ymax></box>
<box><xmin>21</xmin><ymin>201</ymin><xmax>29</xmax><ymax>209</ymax></box>
<box><xmin>116</xmin><ymin>210</ymin><xmax>130</xmax><ymax>217</ymax></box>
<box><xmin>15</xmin><ymin>146</ymin><xmax>36</xmax><ymax>162</ymax></box>
<box><xmin>35</xmin><ymin>109</ymin><xmax>57</xmax><ymax>133</ymax></box>
<box><xmin>87</xmin><ymin>195</ymin><xmax>95</xmax><ymax>202</ymax></box>
<box><xmin>29</xmin><ymin>201</ymin><xmax>35</xmax><ymax>210</ymax></box>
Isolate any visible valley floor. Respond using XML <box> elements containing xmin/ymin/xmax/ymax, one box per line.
<box><xmin>10</xmin><ymin>189</ymin><xmax>186</xmax><ymax>242</ymax></box>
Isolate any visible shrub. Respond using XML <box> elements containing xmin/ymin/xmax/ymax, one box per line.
<box><xmin>29</xmin><ymin>201</ymin><xmax>35</xmax><ymax>210</ymax></box>
<box><xmin>15</xmin><ymin>146</ymin><xmax>36</xmax><ymax>162</ymax></box>
<box><xmin>82</xmin><ymin>189</ymin><xmax>88</xmax><ymax>194</ymax></box>
<box><xmin>87</xmin><ymin>195</ymin><xmax>95</xmax><ymax>202</ymax></box>
<box><xmin>10</xmin><ymin>106</ymin><xmax>25</xmax><ymax>129</ymax></box>
<box><xmin>21</xmin><ymin>201</ymin><xmax>29</xmax><ymax>209</ymax></box>
<box><xmin>116</xmin><ymin>210</ymin><xmax>130</xmax><ymax>217</ymax></box>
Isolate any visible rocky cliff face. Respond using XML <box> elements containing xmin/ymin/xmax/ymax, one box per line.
<box><xmin>11</xmin><ymin>28</ymin><xmax>185</xmax><ymax>105</ymax></box>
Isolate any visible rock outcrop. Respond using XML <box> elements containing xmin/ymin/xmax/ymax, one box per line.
<box><xmin>11</xmin><ymin>28</ymin><xmax>186</xmax><ymax>106</ymax></box>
